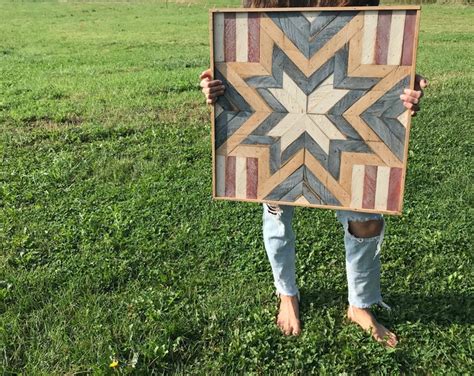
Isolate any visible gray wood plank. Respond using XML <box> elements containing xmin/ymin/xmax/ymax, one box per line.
<box><xmin>333</xmin><ymin>44</ymin><xmax>379</xmax><ymax>90</ymax></box>
<box><xmin>309</xmin><ymin>11</ymin><xmax>337</xmax><ymax>36</ymax></box>
<box><xmin>265</xmin><ymin>166</ymin><xmax>305</xmax><ymax>200</ymax></box>
<box><xmin>326</xmin><ymin>114</ymin><xmax>363</xmax><ymax>140</ymax></box>
<box><xmin>280</xmin><ymin>181</ymin><xmax>304</xmax><ymax>202</ymax></box>
<box><xmin>305</xmin><ymin>168</ymin><xmax>340</xmax><ymax>205</ymax></box>
<box><xmin>326</xmin><ymin>90</ymin><xmax>366</xmax><ymax>115</ymax></box>
<box><xmin>257</xmin><ymin>88</ymin><xmax>288</xmax><ymax>113</ymax></box>
<box><xmin>250</xmin><ymin>112</ymin><xmax>288</xmax><ymax>136</ymax></box>
<box><xmin>309</xmin><ymin>12</ymin><xmax>357</xmax><ymax>57</ymax></box>
<box><xmin>304</xmin><ymin>132</ymin><xmax>329</xmax><ymax>169</ymax></box>
<box><xmin>327</xmin><ymin>139</ymin><xmax>372</xmax><ymax>179</ymax></box>
<box><xmin>302</xmin><ymin>183</ymin><xmax>322</xmax><ymax>204</ymax></box>
<box><xmin>360</xmin><ymin>113</ymin><xmax>405</xmax><ymax>161</ymax></box>
<box><xmin>306</xmin><ymin>57</ymin><xmax>334</xmax><ymax>94</ymax></box>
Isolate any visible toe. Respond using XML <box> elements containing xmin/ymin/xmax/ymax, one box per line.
<box><xmin>292</xmin><ymin>326</ymin><xmax>301</xmax><ymax>336</ymax></box>
<box><xmin>379</xmin><ymin>330</ymin><xmax>398</xmax><ymax>348</ymax></box>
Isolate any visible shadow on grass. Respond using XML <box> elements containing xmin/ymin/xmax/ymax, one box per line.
<box><xmin>299</xmin><ymin>288</ymin><xmax>473</xmax><ymax>325</ymax></box>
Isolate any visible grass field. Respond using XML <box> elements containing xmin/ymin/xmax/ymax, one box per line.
<box><xmin>1</xmin><ymin>1</ymin><xmax>473</xmax><ymax>374</ymax></box>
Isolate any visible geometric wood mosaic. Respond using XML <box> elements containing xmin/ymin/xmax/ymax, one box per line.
<box><xmin>209</xmin><ymin>7</ymin><xmax>421</xmax><ymax>215</ymax></box>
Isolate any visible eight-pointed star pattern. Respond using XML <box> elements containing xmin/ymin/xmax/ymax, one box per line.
<box><xmin>212</xmin><ymin>9</ymin><xmax>419</xmax><ymax>213</ymax></box>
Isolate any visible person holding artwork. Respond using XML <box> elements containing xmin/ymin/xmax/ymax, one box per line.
<box><xmin>199</xmin><ymin>0</ymin><xmax>428</xmax><ymax>348</ymax></box>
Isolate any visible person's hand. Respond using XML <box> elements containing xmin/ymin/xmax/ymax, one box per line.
<box><xmin>400</xmin><ymin>74</ymin><xmax>428</xmax><ymax>116</ymax></box>
<box><xmin>199</xmin><ymin>68</ymin><xmax>225</xmax><ymax>105</ymax></box>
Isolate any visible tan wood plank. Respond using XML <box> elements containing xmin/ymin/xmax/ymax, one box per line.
<box><xmin>216</xmin><ymin>63</ymin><xmax>271</xmax><ymax>112</ymax></box>
<box><xmin>260</xmin><ymin>17</ymin><xmax>309</xmax><ymax>74</ymax></box>
<box><xmin>259</xmin><ymin>26</ymin><xmax>274</xmax><ymax>73</ymax></box>
<box><xmin>348</xmin><ymin>28</ymin><xmax>363</xmax><ymax>73</ymax></box>
<box><xmin>344</xmin><ymin>66</ymin><xmax>411</xmax><ymax>115</ymax></box>
<box><xmin>349</xmin><ymin>64</ymin><xmax>396</xmax><ymax>78</ymax></box>
<box><xmin>225</xmin><ymin>62</ymin><xmax>270</xmax><ymax>78</ymax></box>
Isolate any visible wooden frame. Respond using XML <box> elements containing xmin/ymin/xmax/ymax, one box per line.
<box><xmin>209</xmin><ymin>6</ymin><xmax>421</xmax><ymax>215</ymax></box>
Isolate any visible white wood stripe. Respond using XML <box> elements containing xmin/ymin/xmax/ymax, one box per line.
<box><xmin>350</xmin><ymin>164</ymin><xmax>365</xmax><ymax>208</ymax></box>
<box><xmin>214</xmin><ymin>13</ymin><xmax>225</xmax><ymax>63</ymax></box>
<box><xmin>279</xmin><ymin>120</ymin><xmax>307</xmax><ymax>152</ymax></box>
<box><xmin>235</xmin><ymin>13</ymin><xmax>248</xmax><ymax>63</ymax></box>
<box><xmin>269</xmin><ymin>72</ymin><xmax>307</xmax><ymax>113</ymax></box>
<box><xmin>235</xmin><ymin>157</ymin><xmax>247</xmax><ymax>198</ymax></box>
<box><xmin>308</xmin><ymin>114</ymin><xmax>346</xmax><ymax>140</ymax></box>
<box><xmin>361</xmin><ymin>11</ymin><xmax>378</xmax><ymax>65</ymax></box>
<box><xmin>268</xmin><ymin>113</ymin><xmax>304</xmax><ymax>138</ymax></box>
<box><xmin>375</xmin><ymin>166</ymin><xmax>391</xmax><ymax>210</ymax></box>
<box><xmin>216</xmin><ymin>155</ymin><xmax>226</xmax><ymax>196</ymax></box>
<box><xmin>387</xmin><ymin>11</ymin><xmax>406</xmax><ymax>65</ymax></box>
<box><xmin>304</xmin><ymin>116</ymin><xmax>331</xmax><ymax>154</ymax></box>
<box><xmin>302</xmin><ymin>12</ymin><xmax>318</xmax><ymax>24</ymax></box>
<box><xmin>307</xmin><ymin>74</ymin><xmax>349</xmax><ymax>114</ymax></box>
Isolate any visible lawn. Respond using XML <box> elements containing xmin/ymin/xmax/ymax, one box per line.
<box><xmin>0</xmin><ymin>1</ymin><xmax>472</xmax><ymax>374</ymax></box>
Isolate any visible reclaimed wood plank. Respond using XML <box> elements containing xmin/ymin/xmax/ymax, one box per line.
<box><xmin>387</xmin><ymin>11</ymin><xmax>406</xmax><ymax>65</ymax></box>
<box><xmin>362</xmin><ymin>165</ymin><xmax>377</xmax><ymax>209</ymax></box>
<box><xmin>246</xmin><ymin>157</ymin><xmax>259</xmax><ymax>198</ymax></box>
<box><xmin>374</xmin><ymin>165</ymin><xmax>390</xmax><ymax>210</ymax></box>
<box><xmin>224</xmin><ymin>13</ymin><xmax>236</xmax><ymax>62</ymax></box>
<box><xmin>374</xmin><ymin>11</ymin><xmax>392</xmax><ymax>65</ymax></box>
<box><xmin>248</xmin><ymin>13</ymin><xmax>260</xmax><ymax>63</ymax></box>
<box><xmin>214</xmin><ymin>13</ymin><xmax>225</xmax><ymax>62</ymax></box>
<box><xmin>235</xmin><ymin>13</ymin><xmax>249</xmax><ymax>62</ymax></box>
<box><xmin>401</xmin><ymin>10</ymin><xmax>417</xmax><ymax>66</ymax></box>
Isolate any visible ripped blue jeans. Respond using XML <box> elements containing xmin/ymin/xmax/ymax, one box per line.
<box><xmin>262</xmin><ymin>203</ymin><xmax>390</xmax><ymax>309</ymax></box>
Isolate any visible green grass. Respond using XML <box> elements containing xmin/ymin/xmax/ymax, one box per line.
<box><xmin>1</xmin><ymin>1</ymin><xmax>473</xmax><ymax>374</ymax></box>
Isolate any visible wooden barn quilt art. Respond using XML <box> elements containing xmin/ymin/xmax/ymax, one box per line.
<box><xmin>210</xmin><ymin>6</ymin><xmax>420</xmax><ymax>214</ymax></box>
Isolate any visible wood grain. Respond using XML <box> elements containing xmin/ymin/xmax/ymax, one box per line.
<box><xmin>211</xmin><ymin>8</ymin><xmax>419</xmax><ymax>214</ymax></box>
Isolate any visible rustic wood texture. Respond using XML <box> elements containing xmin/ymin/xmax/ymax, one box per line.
<box><xmin>211</xmin><ymin>7</ymin><xmax>420</xmax><ymax>215</ymax></box>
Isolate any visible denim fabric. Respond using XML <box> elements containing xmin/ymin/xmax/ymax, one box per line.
<box><xmin>262</xmin><ymin>204</ymin><xmax>387</xmax><ymax>308</ymax></box>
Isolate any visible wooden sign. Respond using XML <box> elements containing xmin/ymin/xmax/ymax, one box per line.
<box><xmin>210</xmin><ymin>6</ymin><xmax>420</xmax><ymax>214</ymax></box>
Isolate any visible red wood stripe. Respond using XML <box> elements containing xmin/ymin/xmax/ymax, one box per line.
<box><xmin>247</xmin><ymin>13</ymin><xmax>260</xmax><ymax>63</ymax></box>
<box><xmin>246</xmin><ymin>157</ymin><xmax>258</xmax><ymax>199</ymax></box>
<box><xmin>387</xmin><ymin>167</ymin><xmax>403</xmax><ymax>211</ymax></box>
<box><xmin>362</xmin><ymin>165</ymin><xmax>378</xmax><ymax>209</ymax></box>
<box><xmin>401</xmin><ymin>10</ymin><xmax>417</xmax><ymax>66</ymax></box>
<box><xmin>224</xmin><ymin>13</ymin><xmax>236</xmax><ymax>62</ymax></box>
<box><xmin>225</xmin><ymin>156</ymin><xmax>236</xmax><ymax>197</ymax></box>
<box><xmin>374</xmin><ymin>11</ymin><xmax>392</xmax><ymax>65</ymax></box>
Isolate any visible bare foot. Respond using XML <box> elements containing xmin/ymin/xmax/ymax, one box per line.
<box><xmin>347</xmin><ymin>305</ymin><xmax>398</xmax><ymax>348</ymax></box>
<box><xmin>276</xmin><ymin>294</ymin><xmax>301</xmax><ymax>336</ymax></box>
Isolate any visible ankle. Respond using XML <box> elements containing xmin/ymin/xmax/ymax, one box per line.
<box><xmin>280</xmin><ymin>294</ymin><xmax>298</xmax><ymax>302</ymax></box>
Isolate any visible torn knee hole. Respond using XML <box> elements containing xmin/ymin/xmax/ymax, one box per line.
<box><xmin>267</xmin><ymin>204</ymin><xmax>282</xmax><ymax>216</ymax></box>
<box><xmin>348</xmin><ymin>219</ymin><xmax>384</xmax><ymax>239</ymax></box>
